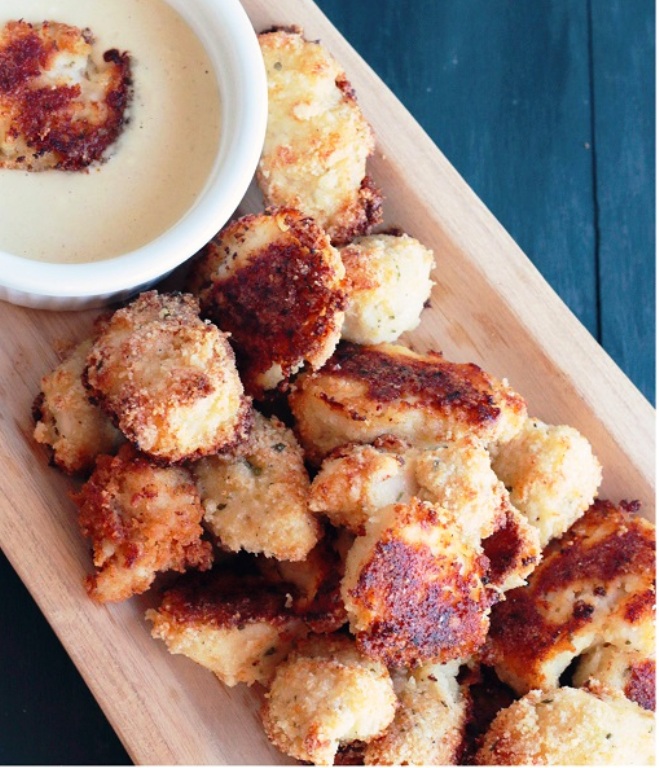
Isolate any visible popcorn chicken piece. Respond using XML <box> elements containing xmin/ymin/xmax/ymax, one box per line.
<box><xmin>193</xmin><ymin>411</ymin><xmax>320</xmax><ymax>561</ymax></box>
<box><xmin>189</xmin><ymin>208</ymin><xmax>346</xmax><ymax>398</ymax></box>
<box><xmin>486</xmin><ymin>500</ymin><xmax>655</xmax><ymax>695</ymax></box>
<box><xmin>310</xmin><ymin>436</ymin><xmax>540</xmax><ymax>592</ymax></box>
<box><xmin>257</xmin><ymin>27</ymin><xmax>382</xmax><ymax>245</ymax></box>
<box><xmin>364</xmin><ymin>660</ymin><xmax>467</xmax><ymax>765</ymax></box>
<box><xmin>341</xmin><ymin>498</ymin><xmax>495</xmax><ymax>667</ymax></box>
<box><xmin>492</xmin><ymin>417</ymin><xmax>602</xmax><ymax>547</ymax></box>
<box><xmin>147</xmin><ymin>571</ymin><xmax>308</xmax><ymax>687</ymax></box>
<box><xmin>475</xmin><ymin>683</ymin><xmax>655</xmax><ymax>765</ymax></box>
<box><xmin>73</xmin><ymin>444</ymin><xmax>212</xmax><ymax>602</ymax></box>
<box><xmin>33</xmin><ymin>337</ymin><xmax>123</xmax><ymax>474</ymax></box>
<box><xmin>572</xmin><ymin>643</ymin><xmax>655</xmax><ymax>711</ymax></box>
<box><xmin>0</xmin><ymin>20</ymin><xmax>131</xmax><ymax>170</ymax></box>
<box><xmin>308</xmin><ymin>437</ymin><xmax>416</xmax><ymax>534</ymax></box>
<box><xmin>414</xmin><ymin>437</ymin><xmax>541</xmax><ymax>592</ymax></box>
<box><xmin>262</xmin><ymin>634</ymin><xmax>397</xmax><ymax>765</ymax></box>
<box><xmin>340</xmin><ymin>233</ymin><xmax>435</xmax><ymax>344</ymax></box>
<box><xmin>84</xmin><ymin>291</ymin><xmax>250</xmax><ymax>464</ymax></box>
<box><xmin>289</xmin><ymin>342</ymin><xmax>527</xmax><ymax>465</ymax></box>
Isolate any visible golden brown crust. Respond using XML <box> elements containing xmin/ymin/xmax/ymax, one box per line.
<box><xmin>189</xmin><ymin>208</ymin><xmax>346</xmax><ymax>399</ymax></box>
<box><xmin>289</xmin><ymin>342</ymin><xmax>527</xmax><ymax>464</ymax></box>
<box><xmin>485</xmin><ymin>499</ymin><xmax>656</xmax><ymax>694</ymax></box>
<box><xmin>342</xmin><ymin>498</ymin><xmax>495</xmax><ymax>667</ymax></box>
<box><xmin>147</xmin><ymin>570</ymin><xmax>308</xmax><ymax>687</ymax></box>
<box><xmin>0</xmin><ymin>20</ymin><xmax>131</xmax><ymax>170</ymax></box>
<box><xmin>84</xmin><ymin>291</ymin><xmax>251</xmax><ymax>464</ymax></box>
<box><xmin>32</xmin><ymin>337</ymin><xmax>124</xmax><ymax>474</ymax></box>
<box><xmin>72</xmin><ymin>444</ymin><xmax>212</xmax><ymax>602</ymax></box>
<box><xmin>257</xmin><ymin>28</ymin><xmax>382</xmax><ymax>245</ymax></box>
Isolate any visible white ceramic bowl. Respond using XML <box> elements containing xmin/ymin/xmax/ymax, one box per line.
<box><xmin>0</xmin><ymin>0</ymin><xmax>267</xmax><ymax>311</ymax></box>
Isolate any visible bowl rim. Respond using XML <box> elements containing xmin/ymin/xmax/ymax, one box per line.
<box><xmin>0</xmin><ymin>0</ymin><xmax>267</xmax><ymax>301</ymax></box>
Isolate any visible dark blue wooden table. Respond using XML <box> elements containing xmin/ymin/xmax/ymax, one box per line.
<box><xmin>1</xmin><ymin>1</ymin><xmax>654</xmax><ymax>763</ymax></box>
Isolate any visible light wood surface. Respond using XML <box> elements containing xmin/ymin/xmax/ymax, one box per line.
<box><xmin>0</xmin><ymin>0</ymin><xmax>654</xmax><ymax>764</ymax></box>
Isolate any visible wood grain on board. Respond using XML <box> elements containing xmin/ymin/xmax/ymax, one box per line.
<box><xmin>0</xmin><ymin>0</ymin><xmax>654</xmax><ymax>764</ymax></box>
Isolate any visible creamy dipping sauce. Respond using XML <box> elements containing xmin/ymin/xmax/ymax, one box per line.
<box><xmin>0</xmin><ymin>0</ymin><xmax>221</xmax><ymax>263</ymax></box>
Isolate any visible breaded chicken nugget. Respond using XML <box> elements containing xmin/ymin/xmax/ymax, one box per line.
<box><xmin>340</xmin><ymin>233</ymin><xmax>435</xmax><ymax>344</ymax></box>
<box><xmin>0</xmin><ymin>20</ymin><xmax>131</xmax><ymax>170</ymax></box>
<box><xmin>257</xmin><ymin>27</ymin><xmax>382</xmax><ymax>245</ymax></box>
<box><xmin>73</xmin><ymin>444</ymin><xmax>212</xmax><ymax>602</ymax></box>
<box><xmin>364</xmin><ymin>660</ymin><xmax>467</xmax><ymax>765</ymax></box>
<box><xmin>475</xmin><ymin>683</ymin><xmax>655</xmax><ymax>765</ymax></box>
<box><xmin>572</xmin><ymin>643</ymin><xmax>655</xmax><ymax>711</ymax></box>
<box><xmin>188</xmin><ymin>208</ymin><xmax>346</xmax><ymax>398</ymax></box>
<box><xmin>492</xmin><ymin>417</ymin><xmax>602</xmax><ymax>547</ymax></box>
<box><xmin>308</xmin><ymin>437</ymin><xmax>416</xmax><ymax>534</ymax></box>
<box><xmin>33</xmin><ymin>337</ymin><xmax>123</xmax><ymax>474</ymax></box>
<box><xmin>485</xmin><ymin>500</ymin><xmax>655</xmax><ymax>695</ymax></box>
<box><xmin>146</xmin><ymin>571</ymin><xmax>308</xmax><ymax>687</ymax></box>
<box><xmin>84</xmin><ymin>291</ymin><xmax>251</xmax><ymax>464</ymax></box>
<box><xmin>289</xmin><ymin>342</ymin><xmax>527</xmax><ymax>465</ymax></box>
<box><xmin>262</xmin><ymin>634</ymin><xmax>397</xmax><ymax>765</ymax></box>
<box><xmin>193</xmin><ymin>411</ymin><xmax>320</xmax><ymax>561</ymax></box>
<box><xmin>342</xmin><ymin>498</ymin><xmax>495</xmax><ymax>667</ymax></box>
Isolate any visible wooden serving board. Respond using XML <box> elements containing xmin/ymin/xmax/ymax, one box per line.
<box><xmin>0</xmin><ymin>0</ymin><xmax>654</xmax><ymax>764</ymax></box>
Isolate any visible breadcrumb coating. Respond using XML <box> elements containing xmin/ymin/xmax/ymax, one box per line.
<box><xmin>310</xmin><ymin>436</ymin><xmax>540</xmax><ymax>592</ymax></box>
<box><xmin>572</xmin><ymin>643</ymin><xmax>655</xmax><ymax>711</ymax></box>
<box><xmin>492</xmin><ymin>417</ymin><xmax>602</xmax><ymax>547</ymax></box>
<box><xmin>146</xmin><ymin>571</ymin><xmax>308</xmax><ymax>687</ymax></box>
<box><xmin>33</xmin><ymin>337</ymin><xmax>123</xmax><ymax>475</ymax></box>
<box><xmin>262</xmin><ymin>634</ymin><xmax>397</xmax><ymax>765</ymax></box>
<box><xmin>364</xmin><ymin>660</ymin><xmax>467</xmax><ymax>765</ymax></box>
<box><xmin>0</xmin><ymin>20</ymin><xmax>131</xmax><ymax>170</ymax></box>
<box><xmin>188</xmin><ymin>208</ymin><xmax>346</xmax><ymax>398</ymax></box>
<box><xmin>84</xmin><ymin>291</ymin><xmax>251</xmax><ymax>464</ymax></box>
<box><xmin>257</xmin><ymin>27</ymin><xmax>382</xmax><ymax>245</ymax></box>
<box><xmin>73</xmin><ymin>444</ymin><xmax>212</xmax><ymax>602</ymax></box>
<box><xmin>308</xmin><ymin>437</ymin><xmax>416</xmax><ymax>534</ymax></box>
<box><xmin>475</xmin><ymin>683</ymin><xmax>655</xmax><ymax>765</ymax></box>
<box><xmin>289</xmin><ymin>342</ymin><xmax>527</xmax><ymax>465</ymax></box>
<box><xmin>486</xmin><ymin>500</ymin><xmax>656</xmax><ymax>695</ymax></box>
<box><xmin>341</xmin><ymin>497</ymin><xmax>494</xmax><ymax>667</ymax></box>
<box><xmin>193</xmin><ymin>411</ymin><xmax>320</xmax><ymax>561</ymax></box>
<box><xmin>340</xmin><ymin>233</ymin><xmax>435</xmax><ymax>344</ymax></box>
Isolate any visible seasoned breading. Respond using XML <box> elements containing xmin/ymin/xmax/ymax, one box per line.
<box><xmin>84</xmin><ymin>291</ymin><xmax>251</xmax><ymax>464</ymax></box>
<box><xmin>475</xmin><ymin>683</ymin><xmax>656</xmax><ymax>765</ymax></box>
<box><xmin>0</xmin><ymin>20</ymin><xmax>131</xmax><ymax>170</ymax></box>
<box><xmin>341</xmin><ymin>497</ymin><xmax>495</xmax><ymax>667</ymax></box>
<box><xmin>485</xmin><ymin>500</ymin><xmax>656</xmax><ymax>695</ymax></box>
<box><xmin>33</xmin><ymin>337</ymin><xmax>123</xmax><ymax>474</ymax></box>
<box><xmin>261</xmin><ymin>634</ymin><xmax>397</xmax><ymax>765</ymax></box>
<box><xmin>193</xmin><ymin>411</ymin><xmax>320</xmax><ymax>561</ymax></box>
<box><xmin>72</xmin><ymin>444</ymin><xmax>212</xmax><ymax>602</ymax></box>
<box><xmin>310</xmin><ymin>436</ymin><xmax>540</xmax><ymax>591</ymax></box>
<box><xmin>491</xmin><ymin>417</ymin><xmax>602</xmax><ymax>547</ymax></box>
<box><xmin>289</xmin><ymin>342</ymin><xmax>527</xmax><ymax>465</ymax></box>
<box><xmin>257</xmin><ymin>27</ymin><xmax>382</xmax><ymax>245</ymax></box>
<box><xmin>146</xmin><ymin>571</ymin><xmax>308</xmax><ymax>687</ymax></box>
<box><xmin>572</xmin><ymin>643</ymin><xmax>655</xmax><ymax>711</ymax></box>
<box><xmin>340</xmin><ymin>233</ymin><xmax>435</xmax><ymax>344</ymax></box>
<box><xmin>188</xmin><ymin>208</ymin><xmax>346</xmax><ymax>398</ymax></box>
<box><xmin>308</xmin><ymin>437</ymin><xmax>416</xmax><ymax>534</ymax></box>
<box><xmin>414</xmin><ymin>438</ymin><xmax>541</xmax><ymax>591</ymax></box>
<box><xmin>364</xmin><ymin>660</ymin><xmax>467</xmax><ymax>765</ymax></box>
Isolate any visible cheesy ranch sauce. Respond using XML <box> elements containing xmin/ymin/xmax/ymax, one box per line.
<box><xmin>0</xmin><ymin>0</ymin><xmax>221</xmax><ymax>263</ymax></box>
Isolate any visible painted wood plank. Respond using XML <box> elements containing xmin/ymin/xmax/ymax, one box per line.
<box><xmin>315</xmin><ymin>0</ymin><xmax>598</xmax><ymax>337</ymax></box>
<box><xmin>589</xmin><ymin>0</ymin><xmax>655</xmax><ymax>403</ymax></box>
